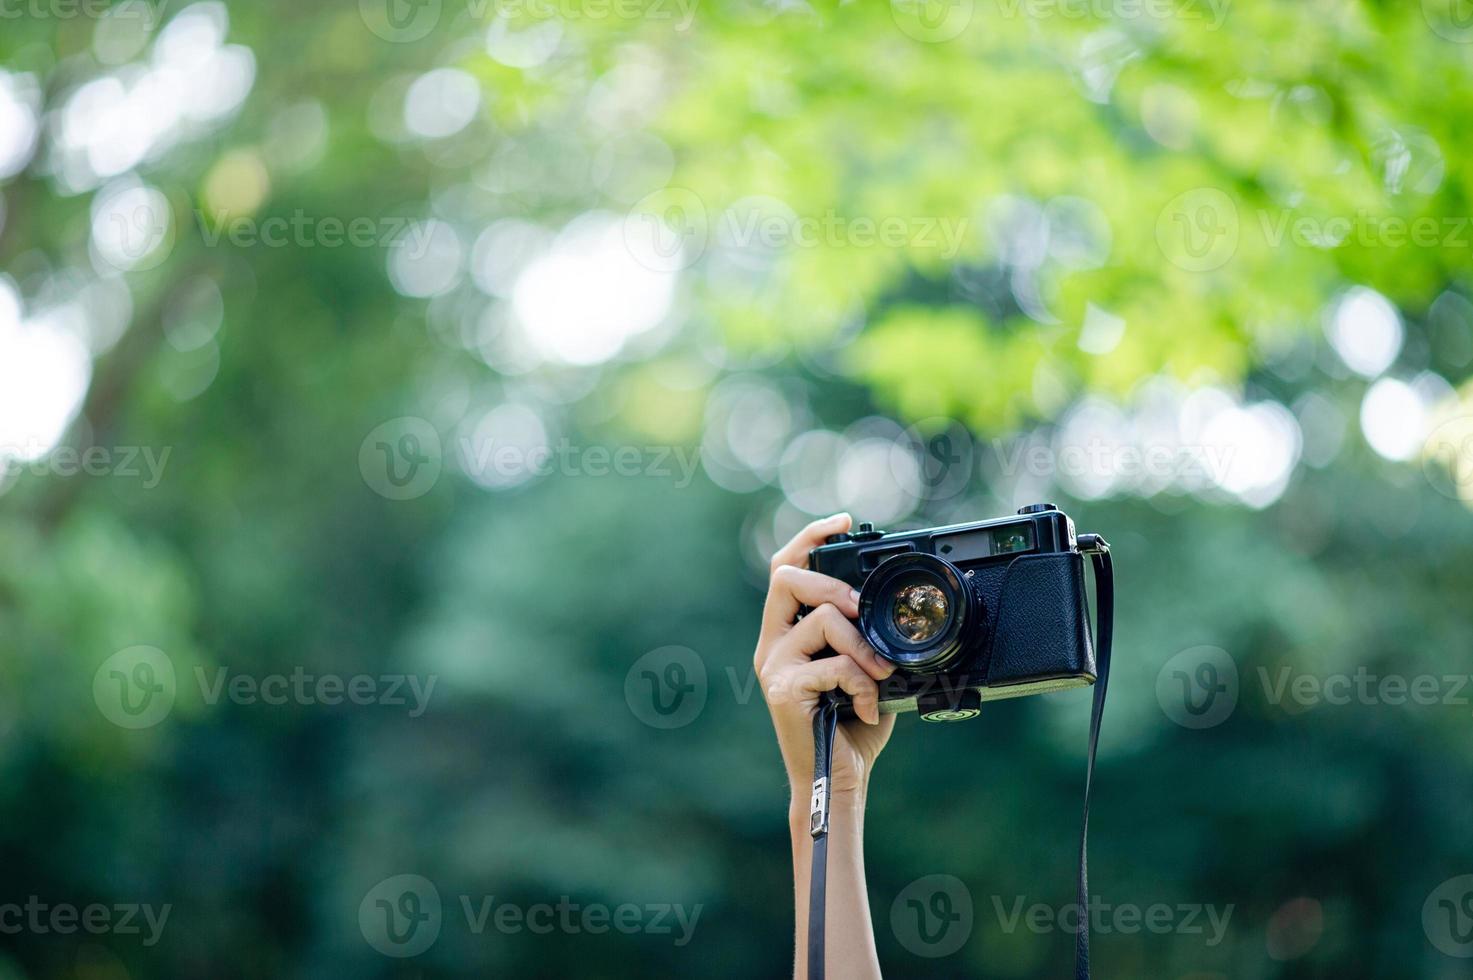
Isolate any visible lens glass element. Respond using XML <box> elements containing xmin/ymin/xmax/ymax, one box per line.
<box><xmin>891</xmin><ymin>582</ymin><xmax>949</xmax><ymax>642</ymax></box>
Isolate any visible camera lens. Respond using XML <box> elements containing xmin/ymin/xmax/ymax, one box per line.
<box><xmin>892</xmin><ymin>583</ymin><xmax>948</xmax><ymax>642</ymax></box>
<box><xmin>858</xmin><ymin>553</ymin><xmax>982</xmax><ymax>673</ymax></box>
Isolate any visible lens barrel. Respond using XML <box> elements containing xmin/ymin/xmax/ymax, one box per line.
<box><xmin>857</xmin><ymin>553</ymin><xmax>981</xmax><ymax>672</ymax></box>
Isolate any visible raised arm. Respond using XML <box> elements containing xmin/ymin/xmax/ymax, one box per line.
<box><xmin>754</xmin><ymin>513</ymin><xmax>896</xmax><ymax>980</ymax></box>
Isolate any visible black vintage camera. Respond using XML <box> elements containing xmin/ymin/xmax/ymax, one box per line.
<box><xmin>809</xmin><ymin>503</ymin><xmax>1099</xmax><ymax>722</ymax></box>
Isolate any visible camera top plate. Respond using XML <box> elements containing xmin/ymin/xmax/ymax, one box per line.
<box><xmin>809</xmin><ymin>503</ymin><xmax>1078</xmax><ymax>589</ymax></box>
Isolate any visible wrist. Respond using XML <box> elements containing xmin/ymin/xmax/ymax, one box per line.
<box><xmin>788</xmin><ymin>783</ymin><xmax>867</xmax><ymax>830</ymax></box>
<box><xmin>787</xmin><ymin>768</ymin><xmax>869</xmax><ymax>801</ymax></box>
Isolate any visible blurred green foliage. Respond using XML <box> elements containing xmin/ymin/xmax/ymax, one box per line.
<box><xmin>1</xmin><ymin>0</ymin><xmax>1473</xmax><ymax>978</ymax></box>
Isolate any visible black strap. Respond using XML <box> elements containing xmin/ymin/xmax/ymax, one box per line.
<box><xmin>806</xmin><ymin>696</ymin><xmax>840</xmax><ymax>980</ymax></box>
<box><xmin>1075</xmin><ymin>534</ymin><xmax>1112</xmax><ymax>980</ymax></box>
<box><xmin>805</xmin><ymin>536</ymin><xmax>1113</xmax><ymax>980</ymax></box>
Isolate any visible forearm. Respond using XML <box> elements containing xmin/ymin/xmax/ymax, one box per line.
<box><xmin>788</xmin><ymin>791</ymin><xmax>882</xmax><ymax>980</ymax></box>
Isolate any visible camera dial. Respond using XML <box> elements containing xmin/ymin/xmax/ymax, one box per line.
<box><xmin>918</xmin><ymin>689</ymin><xmax>983</xmax><ymax>722</ymax></box>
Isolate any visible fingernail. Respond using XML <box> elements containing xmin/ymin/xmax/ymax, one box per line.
<box><xmin>849</xmin><ymin>588</ymin><xmax>861</xmax><ymax>605</ymax></box>
<box><xmin>828</xmin><ymin>512</ymin><xmax>851</xmax><ymax>524</ymax></box>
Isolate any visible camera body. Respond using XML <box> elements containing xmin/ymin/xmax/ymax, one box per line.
<box><xmin>808</xmin><ymin>503</ymin><xmax>1097</xmax><ymax>722</ymax></box>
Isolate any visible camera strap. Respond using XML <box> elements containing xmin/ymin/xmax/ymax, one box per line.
<box><xmin>806</xmin><ymin>696</ymin><xmax>839</xmax><ymax>980</ymax></box>
<box><xmin>806</xmin><ymin>535</ymin><xmax>1112</xmax><ymax>980</ymax></box>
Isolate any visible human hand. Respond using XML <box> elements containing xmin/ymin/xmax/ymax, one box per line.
<box><xmin>755</xmin><ymin>513</ymin><xmax>897</xmax><ymax>799</ymax></box>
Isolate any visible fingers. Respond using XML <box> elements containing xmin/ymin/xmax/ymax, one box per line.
<box><xmin>768</xmin><ymin>512</ymin><xmax>851</xmax><ymax>576</ymax></box>
<box><xmin>762</xmin><ymin>602</ymin><xmax>894</xmax><ymax>681</ymax></box>
<box><xmin>762</xmin><ymin>565</ymin><xmax>860</xmax><ymax>639</ymax></box>
<box><xmin>756</xmin><ymin>512</ymin><xmax>894</xmax><ymax>727</ymax></box>
<box><xmin>766</xmin><ymin>655</ymin><xmax>882</xmax><ymax>725</ymax></box>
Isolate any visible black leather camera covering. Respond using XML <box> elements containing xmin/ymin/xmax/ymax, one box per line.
<box><xmin>981</xmin><ymin>550</ymin><xmax>1096</xmax><ymax>687</ymax></box>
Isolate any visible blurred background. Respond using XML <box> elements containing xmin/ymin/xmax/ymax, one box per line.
<box><xmin>2</xmin><ymin>0</ymin><xmax>1473</xmax><ymax>977</ymax></box>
